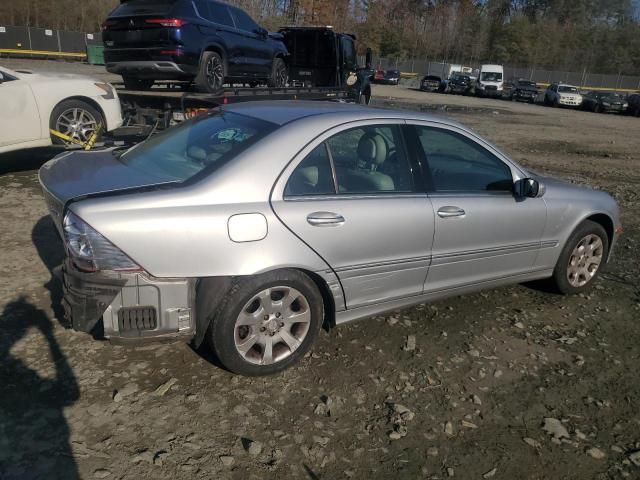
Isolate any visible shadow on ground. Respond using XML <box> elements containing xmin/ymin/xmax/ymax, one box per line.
<box><xmin>0</xmin><ymin>297</ymin><xmax>79</xmax><ymax>480</ymax></box>
<box><xmin>0</xmin><ymin>147</ymin><xmax>63</xmax><ymax>175</ymax></box>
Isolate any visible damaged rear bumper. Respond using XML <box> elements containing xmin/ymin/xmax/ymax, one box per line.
<box><xmin>61</xmin><ymin>260</ymin><xmax>195</xmax><ymax>341</ymax></box>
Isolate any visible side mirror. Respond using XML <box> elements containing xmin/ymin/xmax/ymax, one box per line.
<box><xmin>365</xmin><ymin>48</ymin><xmax>372</xmax><ymax>70</ymax></box>
<box><xmin>515</xmin><ymin>178</ymin><xmax>544</xmax><ymax>198</ymax></box>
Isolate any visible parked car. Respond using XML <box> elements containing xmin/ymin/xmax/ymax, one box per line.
<box><xmin>420</xmin><ymin>75</ymin><xmax>442</xmax><ymax>92</ymax></box>
<box><xmin>448</xmin><ymin>73</ymin><xmax>473</xmax><ymax>95</ymax></box>
<box><xmin>504</xmin><ymin>78</ymin><xmax>538</xmax><ymax>103</ymax></box>
<box><xmin>628</xmin><ymin>93</ymin><xmax>640</xmax><ymax>117</ymax></box>
<box><xmin>581</xmin><ymin>91</ymin><xmax>628</xmax><ymax>113</ymax></box>
<box><xmin>373</xmin><ymin>69</ymin><xmax>400</xmax><ymax>85</ymax></box>
<box><xmin>39</xmin><ymin>101</ymin><xmax>621</xmax><ymax>376</ymax></box>
<box><xmin>475</xmin><ymin>64</ymin><xmax>504</xmax><ymax>97</ymax></box>
<box><xmin>102</xmin><ymin>0</ymin><xmax>288</xmax><ymax>92</ymax></box>
<box><xmin>372</xmin><ymin>69</ymin><xmax>385</xmax><ymax>83</ymax></box>
<box><xmin>0</xmin><ymin>65</ymin><xmax>122</xmax><ymax>154</ymax></box>
<box><xmin>544</xmin><ymin>83</ymin><xmax>583</xmax><ymax>108</ymax></box>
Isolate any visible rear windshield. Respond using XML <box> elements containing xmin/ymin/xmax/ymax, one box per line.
<box><xmin>119</xmin><ymin>111</ymin><xmax>277</xmax><ymax>182</ymax></box>
<box><xmin>110</xmin><ymin>0</ymin><xmax>177</xmax><ymax>16</ymax></box>
<box><xmin>424</xmin><ymin>76</ymin><xmax>440</xmax><ymax>81</ymax></box>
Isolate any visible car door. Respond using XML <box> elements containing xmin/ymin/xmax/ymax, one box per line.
<box><xmin>406</xmin><ymin>123</ymin><xmax>547</xmax><ymax>293</ymax></box>
<box><xmin>271</xmin><ymin>121</ymin><xmax>435</xmax><ymax>309</ymax></box>
<box><xmin>0</xmin><ymin>70</ymin><xmax>41</xmax><ymax>148</ymax></box>
<box><xmin>194</xmin><ymin>1</ymin><xmax>244</xmax><ymax>77</ymax></box>
<box><xmin>229</xmin><ymin>7</ymin><xmax>270</xmax><ymax>77</ymax></box>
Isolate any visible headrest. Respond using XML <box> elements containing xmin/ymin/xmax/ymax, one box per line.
<box><xmin>357</xmin><ymin>133</ymin><xmax>387</xmax><ymax>167</ymax></box>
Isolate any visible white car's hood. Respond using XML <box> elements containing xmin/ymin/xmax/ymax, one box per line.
<box><xmin>17</xmin><ymin>70</ymin><xmax>97</xmax><ymax>84</ymax></box>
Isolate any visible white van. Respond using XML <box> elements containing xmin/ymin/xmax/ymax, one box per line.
<box><xmin>475</xmin><ymin>64</ymin><xmax>504</xmax><ymax>97</ymax></box>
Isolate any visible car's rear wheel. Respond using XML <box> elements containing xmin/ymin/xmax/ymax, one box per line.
<box><xmin>268</xmin><ymin>57</ymin><xmax>288</xmax><ymax>88</ymax></box>
<box><xmin>49</xmin><ymin>99</ymin><xmax>104</xmax><ymax>146</ymax></box>
<box><xmin>122</xmin><ymin>77</ymin><xmax>154</xmax><ymax>90</ymax></box>
<box><xmin>195</xmin><ymin>51</ymin><xmax>225</xmax><ymax>93</ymax></box>
<box><xmin>207</xmin><ymin>269</ymin><xmax>323</xmax><ymax>376</ymax></box>
<box><xmin>550</xmin><ymin>220</ymin><xmax>609</xmax><ymax>295</ymax></box>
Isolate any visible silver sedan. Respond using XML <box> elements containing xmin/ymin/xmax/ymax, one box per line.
<box><xmin>39</xmin><ymin>101</ymin><xmax>622</xmax><ymax>375</ymax></box>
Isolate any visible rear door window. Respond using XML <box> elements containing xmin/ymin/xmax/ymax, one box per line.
<box><xmin>230</xmin><ymin>8</ymin><xmax>259</xmax><ymax>32</ymax></box>
<box><xmin>195</xmin><ymin>1</ymin><xmax>234</xmax><ymax>27</ymax></box>
<box><xmin>109</xmin><ymin>0</ymin><xmax>177</xmax><ymax>16</ymax></box>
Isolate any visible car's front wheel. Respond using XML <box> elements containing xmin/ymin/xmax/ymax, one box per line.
<box><xmin>49</xmin><ymin>99</ymin><xmax>104</xmax><ymax>146</ymax></box>
<box><xmin>207</xmin><ymin>269</ymin><xmax>324</xmax><ymax>376</ymax></box>
<box><xmin>550</xmin><ymin>220</ymin><xmax>609</xmax><ymax>294</ymax></box>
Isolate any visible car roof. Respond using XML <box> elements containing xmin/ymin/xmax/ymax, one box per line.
<box><xmin>223</xmin><ymin>100</ymin><xmax>460</xmax><ymax>127</ymax></box>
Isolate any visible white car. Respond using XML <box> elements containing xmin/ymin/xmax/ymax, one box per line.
<box><xmin>544</xmin><ymin>83</ymin><xmax>583</xmax><ymax>107</ymax></box>
<box><xmin>0</xmin><ymin>66</ymin><xmax>123</xmax><ymax>154</ymax></box>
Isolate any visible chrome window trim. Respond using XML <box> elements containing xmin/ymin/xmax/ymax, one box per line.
<box><xmin>284</xmin><ymin>192</ymin><xmax>428</xmax><ymax>202</ymax></box>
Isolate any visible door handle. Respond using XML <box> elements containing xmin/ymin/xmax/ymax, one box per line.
<box><xmin>306</xmin><ymin>212</ymin><xmax>345</xmax><ymax>227</ymax></box>
<box><xmin>437</xmin><ymin>206</ymin><xmax>466</xmax><ymax>218</ymax></box>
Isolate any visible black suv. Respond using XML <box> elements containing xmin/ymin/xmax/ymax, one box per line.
<box><xmin>102</xmin><ymin>0</ymin><xmax>288</xmax><ymax>92</ymax></box>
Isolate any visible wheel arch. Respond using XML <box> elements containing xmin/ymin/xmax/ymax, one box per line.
<box><xmin>193</xmin><ymin>267</ymin><xmax>338</xmax><ymax>348</ymax></box>
<box><xmin>50</xmin><ymin>96</ymin><xmax>106</xmax><ymax>130</ymax></box>
<box><xmin>585</xmin><ymin>213</ymin><xmax>614</xmax><ymax>252</ymax></box>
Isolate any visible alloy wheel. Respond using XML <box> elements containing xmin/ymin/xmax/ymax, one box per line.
<box><xmin>234</xmin><ymin>286</ymin><xmax>311</xmax><ymax>365</ymax></box>
<box><xmin>566</xmin><ymin>234</ymin><xmax>604</xmax><ymax>287</ymax></box>
<box><xmin>55</xmin><ymin>108</ymin><xmax>98</xmax><ymax>143</ymax></box>
<box><xmin>206</xmin><ymin>55</ymin><xmax>224</xmax><ymax>91</ymax></box>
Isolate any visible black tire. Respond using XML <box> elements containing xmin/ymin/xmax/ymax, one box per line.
<box><xmin>207</xmin><ymin>269</ymin><xmax>324</xmax><ymax>376</ymax></box>
<box><xmin>49</xmin><ymin>99</ymin><xmax>104</xmax><ymax>146</ymax></box>
<box><xmin>122</xmin><ymin>77</ymin><xmax>154</xmax><ymax>90</ymax></box>
<box><xmin>549</xmin><ymin>220</ymin><xmax>609</xmax><ymax>295</ymax></box>
<box><xmin>595</xmin><ymin>104</ymin><xmax>602</xmax><ymax>114</ymax></box>
<box><xmin>553</xmin><ymin>98</ymin><xmax>559</xmax><ymax>108</ymax></box>
<box><xmin>195</xmin><ymin>51</ymin><xmax>225</xmax><ymax>94</ymax></box>
<box><xmin>267</xmin><ymin>57</ymin><xmax>287</xmax><ymax>88</ymax></box>
<box><xmin>357</xmin><ymin>88</ymin><xmax>371</xmax><ymax>105</ymax></box>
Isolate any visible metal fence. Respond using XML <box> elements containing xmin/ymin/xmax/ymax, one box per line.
<box><xmin>0</xmin><ymin>25</ymin><xmax>102</xmax><ymax>55</ymax></box>
<box><xmin>370</xmin><ymin>57</ymin><xmax>640</xmax><ymax>91</ymax></box>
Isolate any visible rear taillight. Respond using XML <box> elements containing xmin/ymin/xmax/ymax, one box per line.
<box><xmin>160</xmin><ymin>49</ymin><xmax>183</xmax><ymax>56</ymax></box>
<box><xmin>63</xmin><ymin>211</ymin><xmax>142</xmax><ymax>273</ymax></box>
<box><xmin>145</xmin><ymin>18</ymin><xmax>187</xmax><ymax>27</ymax></box>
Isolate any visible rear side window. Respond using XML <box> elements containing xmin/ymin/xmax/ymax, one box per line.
<box><xmin>414</xmin><ymin>126</ymin><xmax>513</xmax><ymax>192</ymax></box>
<box><xmin>285</xmin><ymin>145</ymin><xmax>335</xmax><ymax>196</ymax></box>
<box><xmin>230</xmin><ymin>8</ymin><xmax>259</xmax><ymax>32</ymax></box>
<box><xmin>109</xmin><ymin>0</ymin><xmax>177</xmax><ymax>16</ymax></box>
<box><xmin>119</xmin><ymin>111</ymin><xmax>277</xmax><ymax>183</ymax></box>
<box><xmin>195</xmin><ymin>1</ymin><xmax>234</xmax><ymax>27</ymax></box>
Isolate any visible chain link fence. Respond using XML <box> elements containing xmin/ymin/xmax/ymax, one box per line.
<box><xmin>369</xmin><ymin>57</ymin><xmax>640</xmax><ymax>91</ymax></box>
<box><xmin>0</xmin><ymin>25</ymin><xmax>102</xmax><ymax>55</ymax></box>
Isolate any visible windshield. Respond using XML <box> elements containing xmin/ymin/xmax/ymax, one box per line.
<box><xmin>558</xmin><ymin>86</ymin><xmax>578</xmax><ymax>93</ymax></box>
<box><xmin>518</xmin><ymin>81</ymin><xmax>536</xmax><ymax>87</ymax></box>
<box><xmin>480</xmin><ymin>72</ymin><xmax>502</xmax><ymax>82</ymax></box>
<box><xmin>119</xmin><ymin>111</ymin><xmax>277</xmax><ymax>182</ymax></box>
<box><xmin>602</xmin><ymin>93</ymin><xmax>622</xmax><ymax>100</ymax></box>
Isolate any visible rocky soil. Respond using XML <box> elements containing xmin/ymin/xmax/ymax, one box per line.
<box><xmin>1</xmin><ymin>63</ymin><xmax>639</xmax><ymax>479</ymax></box>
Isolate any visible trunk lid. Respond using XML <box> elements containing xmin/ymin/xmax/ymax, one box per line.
<box><xmin>39</xmin><ymin>149</ymin><xmax>176</xmax><ymax>207</ymax></box>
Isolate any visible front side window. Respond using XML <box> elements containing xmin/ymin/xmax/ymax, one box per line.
<box><xmin>414</xmin><ymin>126</ymin><xmax>513</xmax><ymax>192</ymax></box>
<box><xmin>119</xmin><ymin>111</ymin><xmax>276</xmax><ymax>182</ymax></box>
<box><xmin>285</xmin><ymin>124</ymin><xmax>414</xmax><ymax>197</ymax></box>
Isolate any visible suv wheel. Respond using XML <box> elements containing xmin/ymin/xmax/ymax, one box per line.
<box><xmin>207</xmin><ymin>269</ymin><xmax>324</xmax><ymax>376</ymax></box>
<box><xmin>122</xmin><ymin>77</ymin><xmax>154</xmax><ymax>90</ymax></box>
<box><xmin>549</xmin><ymin>220</ymin><xmax>609</xmax><ymax>295</ymax></box>
<box><xmin>268</xmin><ymin>57</ymin><xmax>287</xmax><ymax>88</ymax></box>
<box><xmin>195</xmin><ymin>51</ymin><xmax>225</xmax><ymax>93</ymax></box>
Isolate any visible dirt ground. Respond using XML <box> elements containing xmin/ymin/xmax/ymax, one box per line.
<box><xmin>1</xmin><ymin>60</ymin><xmax>639</xmax><ymax>480</ymax></box>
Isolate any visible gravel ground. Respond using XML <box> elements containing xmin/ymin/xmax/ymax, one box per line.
<box><xmin>1</xmin><ymin>60</ymin><xmax>640</xmax><ymax>480</ymax></box>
